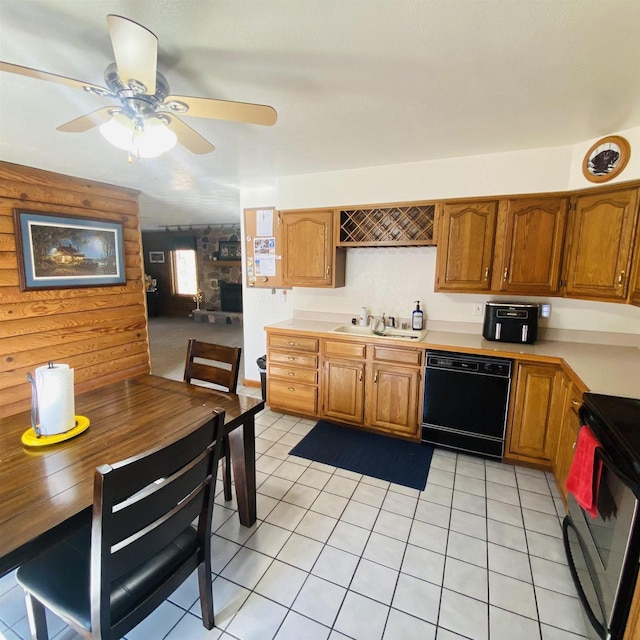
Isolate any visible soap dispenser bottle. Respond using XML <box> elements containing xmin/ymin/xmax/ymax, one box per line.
<box><xmin>412</xmin><ymin>301</ymin><xmax>423</xmax><ymax>330</ymax></box>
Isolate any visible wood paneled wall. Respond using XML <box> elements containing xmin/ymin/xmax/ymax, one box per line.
<box><xmin>0</xmin><ymin>162</ymin><xmax>150</xmax><ymax>418</ymax></box>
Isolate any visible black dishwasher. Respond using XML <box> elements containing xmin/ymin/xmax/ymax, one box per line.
<box><xmin>422</xmin><ymin>351</ymin><xmax>512</xmax><ymax>459</ymax></box>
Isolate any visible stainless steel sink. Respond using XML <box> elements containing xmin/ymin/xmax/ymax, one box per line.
<box><xmin>330</xmin><ymin>325</ymin><xmax>426</xmax><ymax>341</ymax></box>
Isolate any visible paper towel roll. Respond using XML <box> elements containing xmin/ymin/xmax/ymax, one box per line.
<box><xmin>35</xmin><ymin>363</ymin><xmax>75</xmax><ymax>436</ymax></box>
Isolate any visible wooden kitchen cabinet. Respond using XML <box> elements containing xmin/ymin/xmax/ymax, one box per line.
<box><xmin>267</xmin><ymin>332</ymin><xmax>320</xmax><ymax>416</ymax></box>
<box><xmin>281</xmin><ymin>208</ymin><xmax>346</xmax><ymax>287</ymax></box>
<box><xmin>494</xmin><ymin>197</ymin><xmax>568</xmax><ymax>295</ymax></box>
<box><xmin>628</xmin><ymin>206</ymin><xmax>640</xmax><ymax>306</ymax></box>
<box><xmin>506</xmin><ymin>361</ymin><xmax>566</xmax><ymax>466</ymax></box>
<box><xmin>554</xmin><ymin>379</ymin><xmax>584</xmax><ymax>505</ymax></box>
<box><xmin>435</xmin><ymin>200</ymin><xmax>498</xmax><ymax>292</ymax></box>
<box><xmin>322</xmin><ymin>339</ymin><xmax>367</xmax><ymax>424</ymax></box>
<box><xmin>321</xmin><ymin>339</ymin><xmax>422</xmax><ymax>439</ymax></box>
<box><xmin>563</xmin><ymin>187</ymin><xmax>639</xmax><ymax>302</ymax></box>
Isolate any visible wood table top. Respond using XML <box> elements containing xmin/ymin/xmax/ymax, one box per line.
<box><xmin>0</xmin><ymin>374</ymin><xmax>264</xmax><ymax>574</ymax></box>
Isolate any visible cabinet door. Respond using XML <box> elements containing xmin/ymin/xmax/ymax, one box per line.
<box><xmin>498</xmin><ymin>197</ymin><xmax>567</xmax><ymax>295</ymax></box>
<box><xmin>282</xmin><ymin>209</ymin><xmax>335</xmax><ymax>287</ymax></box>
<box><xmin>507</xmin><ymin>362</ymin><xmax>565</xmax><ymax>465</ymax></box>
<box><xmin>435</xmin><ymin>201</ymin><xmax>498</xmax><ymax>292</ymax></box>
<box><xmin>629</xmin><ymin>209</ymin><xmax>640</xmax><ymax>306</ymax></box>
<box><xmin>554</xmin><ymin>381</ymin><xmax>582</xmax><ymax>505</ymax></box>
<box><xmin>323</xmin><ymin>359</ymin><xmax>365</xmax><ymax>424</ymax></box>
<box><xmin>563</xmin><ymin>188</ymin><xmax>638</xmax><ymax>301</ymax></box>
<box><xmin>366</xmin><ymin>364</ymin><xmax>420</xmax><ymax>436</ymax></box>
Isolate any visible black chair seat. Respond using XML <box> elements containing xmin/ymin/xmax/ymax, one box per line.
<box><xmin>17</xmin><ymin>523</ymin><xmax>198</xmax><ymax>632</ymax></box>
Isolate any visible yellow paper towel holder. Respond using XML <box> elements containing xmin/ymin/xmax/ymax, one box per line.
<box><xmin>21</xmin><ymin>415</ymin><xmax>90</xmax><ymax>447</ymax></box>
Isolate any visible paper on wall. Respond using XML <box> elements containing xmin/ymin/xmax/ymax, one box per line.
<box><xmin>255</xmin><ymin>257</ymin><xmax>276</xmax><ymax>276</ymax></box>
<box><xmin>256</xmin><ymin>209</ymin><xmax>273</xmax><ymax>236</ymax></box>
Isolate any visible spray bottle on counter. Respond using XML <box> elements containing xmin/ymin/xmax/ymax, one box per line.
<box><xmin>412</xmin><ymin>301</ymin><xmax>423</xmax><ymax>330</ymax></box>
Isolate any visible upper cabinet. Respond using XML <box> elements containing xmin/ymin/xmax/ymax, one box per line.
<box><xmin>494</xmin><ymin>197</ymin><xmax>568</xmax><ymax>296</ymax></box>
<box><xmin>281</xmin><ymin>209</ymin><xmax>346</xmax><ymax>288</ymax></box>
<box><xmin>435</xmin><ymin>201</ymin><xmax>498</xmax><ymax>292</ymax></box>
<box><xmin>630</xmin><ymin>216</ymin><xmax>640</xmax><ymax>306</ymax></box>
<box><xmin>563</xmin><ymin>188</ymin><xmax>639</xmax><ymax>302</ymax></box>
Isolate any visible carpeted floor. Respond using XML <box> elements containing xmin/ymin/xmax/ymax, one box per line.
<box><xmin>147</xmin><ymin>316</ymin><xmax>245</xmax><ymax>382</ymax></box>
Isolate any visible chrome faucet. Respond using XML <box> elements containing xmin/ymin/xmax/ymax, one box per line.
<box><xmin>371</xmin><ymin>313</ymin><xmax>386</xmax><ymax>334</ymax></box>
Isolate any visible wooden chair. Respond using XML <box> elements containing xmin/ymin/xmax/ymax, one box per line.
<box><xmin>16</xmin><ymin>411</ymin><xmax>225</xmax><ymax>640</ymax></box>
<box><xmin>184</xmin><ymin>339</ymin><xmax>242</xmax><ymax>501</ymax></box>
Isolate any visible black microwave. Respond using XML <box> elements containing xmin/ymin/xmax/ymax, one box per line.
<box><xmin>482</xmin><ymin>302</ymin><xmax>539</xmax><ymax>344</ymax></box>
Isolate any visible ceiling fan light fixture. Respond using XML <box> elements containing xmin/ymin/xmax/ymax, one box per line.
<box><xmin>99</xmin><ymin>113</ymin><xmax>176</xmax><ymax>158</ymax></box>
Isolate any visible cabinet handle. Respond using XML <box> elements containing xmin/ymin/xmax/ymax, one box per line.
<box><xmin>288</xmin><ymin>372</ymin><xmax>295</xmax><ymax>376</ymax></box>
<box><xmin>572</xmin><ymin>441</ymin><xmax>577</xmax><ymax>450</ymax></box>
<box><xmin>618</xmin><ymin>271</ymin><xmax>625</xmax><ymax>285</ymax></box>
<box><xmin>571</xmin><ymin>399</ymin><xmax>580</xmax><ymax>407</ymax></box>
<box><xmin>288</xmin><ymin>387</ymin><xmax>296</xmax><ymax>392</ymax></box>
<box><xmin>326</xmin><ymin>266</ymin><xmax>330</xmax><ymax>278</ymax></box>
<box><xmin>359</xmin><ymin>370</ymin><xmax>363</xmax><ymax>383</ymax></box>
<box><xmin>503</xmin><ymin>267</ymin><xmax>508</xmax><ymax>282</ymax></box>
<box><xmin>484</xmin><ymin>267</ymin><xmax>490</xmax><ymax>281</ymax></box>
<box><xmin>288</xmin><ymin>341</ymin><xmax>297</xmax><ymax>346</ymax></box>
<box><xmin>287</xmin><ymin>356</ymin><xmax>296</xmax><ymax>361</ymax></box>
<box><xmin>374</xmin><ymin>372</ymin><xmax>378</xmax><ymax>384</ymax></box>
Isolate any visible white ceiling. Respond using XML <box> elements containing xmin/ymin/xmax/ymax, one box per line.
<box><xmin>1</xmin><ymin>0</ymin><xmax>639</xmax><ymax>230</ymax></box>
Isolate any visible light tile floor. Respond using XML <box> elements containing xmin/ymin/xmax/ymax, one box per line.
<box><xmin>0</xmin><ymin>393</ymin><xmax>590</xmax><ymax>640</ymax></box>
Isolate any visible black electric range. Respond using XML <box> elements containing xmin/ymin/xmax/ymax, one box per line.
<box><xmin>581</xmin><ymin>392</ymin><xmax>640</xmax><ymax>496</ymax></box>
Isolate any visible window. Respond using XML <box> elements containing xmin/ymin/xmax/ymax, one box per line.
<box><xmin>172</xmin><ymin>249</ymin><xmax>198</xmax><ymax>296</ymax></box>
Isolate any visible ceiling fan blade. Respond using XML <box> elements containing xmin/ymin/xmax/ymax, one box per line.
<box><xmin>0</xmin><ymin>61</ymin><xmax>109</xmax><ymax>94</ymax></box>
<box><xmin>107</xmin><ymin>14</ymin><xmax>157</xmax><ymax>94</ymax></box>
<box><xmin>57</xmin><ymin>107</ymin><xmax>117</xmax><ymax>133</ymax></box>
<box><xmin>163</xmin><ymin>115</ymin><xmax>215</xmax><ymax>154</ymax></box>
<box><xmin>164</xmin><ymin>94</ymin><xmax>277</xmax><ymax>126</ymax></box>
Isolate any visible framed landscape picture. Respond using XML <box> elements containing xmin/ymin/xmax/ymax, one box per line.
<box><xmin>14</xmin><ymin>210</ymin><xmax>126</xmax><ymax>291</ymax></box>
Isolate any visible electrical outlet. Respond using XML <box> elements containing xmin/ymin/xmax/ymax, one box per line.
<box><xmin>472</xmin><ymin>303</ymin><xmax>483</xmax><ymax>316</ymax></box>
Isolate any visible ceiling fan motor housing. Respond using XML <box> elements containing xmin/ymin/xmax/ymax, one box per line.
<box><xmin>104</xmin><ymin>62</ymin><xmax>170</xmax><ymax>121</ymax></box>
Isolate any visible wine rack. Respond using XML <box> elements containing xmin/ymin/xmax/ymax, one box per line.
<box><xmin>338</xmin><ymin>203</ymin><xmax>436</xmax><ymax>246</ymax></box>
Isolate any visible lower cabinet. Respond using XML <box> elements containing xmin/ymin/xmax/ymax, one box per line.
<box><xmin>554</xmin><ymin>379</ymin><xmax>583</xmax><ymax>505</ymax></box>
<box><xmin>322</xmin><ymin>340</ymin><xmax>422</xmax><ymax>439</ymax></box>
<box><xmin>266</xmin><ymin>332</ymin><xmax>320</xmax><ymax>417</ymax></box>
<box><xmin>506</xmin><ymin>361</ymin><xmax>566</xmax><ymax>466</ymax></box>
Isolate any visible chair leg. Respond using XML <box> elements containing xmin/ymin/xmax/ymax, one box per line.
<box><xmin>222</xmin><ymin>438</ymin><xmax>232</xmax><ymax>501</ymax></box>
<box><xmin>197</xmin><ymin>563</ymin><xmax>215</xmax><ymax>630</ymax></box>
<box><xmin>24</xmin><ymin>591</ymin><xmax>49</xmax><ymax>640</ymax></box>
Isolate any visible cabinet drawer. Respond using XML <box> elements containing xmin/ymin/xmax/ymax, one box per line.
<box><xmin>269</xmin><ymin>350</ymin><xmax>318</xmax><ymax>368</ymax></box>
<box><xmin>269</xmin><ymin>334</ymin><xmax>319</xmax><ymax>352</ymax></box>
<box><xmin>324</xmin><ymin>340</ymin><xmax>366</xmax><ymax>359</ymax></box>
<box><xmin>269</xmin><ymin>379</ymin><xmax>318</xmax><ymax>414</ymax></box>
<box><xmin>371</xmin><ymin>345</ymin><xmax>422</xmax><ymax>366</ymax></box>
<box><xmin>269</xmin><ymin>364</ymin><xmax>318</xmax><ymax>385</ymax></box>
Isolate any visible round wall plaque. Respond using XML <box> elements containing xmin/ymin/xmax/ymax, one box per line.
<box><xmin>582</xmin><ymin>135</ymin><xmax>630</xmax><ymax>183</ymax></box>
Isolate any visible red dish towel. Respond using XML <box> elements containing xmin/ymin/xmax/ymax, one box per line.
<box><xmin>565</xmin><ymin>426</ymin><xmax>603</xmax><ymax>518</ymax></box>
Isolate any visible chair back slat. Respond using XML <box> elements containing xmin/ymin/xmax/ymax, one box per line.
<box><xmin>104</xmin><ymin>423</ymin><xmax>219</xmax><ymax>504</ymax></box>
<box><xmin>110</xmin><ymin>486</ymin><xmax>205</xmax><ymax>579</ymax></box>
<box><xmin>111</xmin><ymin>451</ymin><xmax>210</xmax><ymax>544</ymax></box>
<box><xmin>183</xmin><ymin>338</ymin><xmax>241</xmax><ymax>393</ymax></box>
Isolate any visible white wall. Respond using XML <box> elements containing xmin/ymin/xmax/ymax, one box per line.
<box><xmin>240</xmin><ymin>129</ymin><xmax>640</xmax><ymax>382</ymax></box>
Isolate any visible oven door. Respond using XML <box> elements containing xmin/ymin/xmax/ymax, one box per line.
<box><xmin>563</xmin><ymin>449</ymin><xmax>640</xmax><ymax>640</ymax></box>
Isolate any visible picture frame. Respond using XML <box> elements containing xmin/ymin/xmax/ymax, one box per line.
<box><xmin>582</xmin><ymin>135</ymin><xmax>631</xmax><ymax>183</ymax></box>
<box><xmin>13</xmin><ymin>209</ymin><xmax>126</xmax><ymax>291</ymax></box>
<box><xmin>218</xmin><ymin>240</ymin><xmax>241</xmax><ymax>260</ymax></box>
<box><xmin>149</xmin><ymin>251</ymin><xmax>165</xmax><ymax>263</ymax></box>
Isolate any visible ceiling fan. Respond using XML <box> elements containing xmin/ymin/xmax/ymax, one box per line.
<box><xmin>0</xmin><ymin>14</ymin><xmax>277</xmax><ymax>158</ymax></box>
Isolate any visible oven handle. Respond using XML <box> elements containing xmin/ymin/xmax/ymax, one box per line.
<box><xmin>562</xmin><ymin>516</ymin><xmax>606</xmax><ymax>639</ymax></box>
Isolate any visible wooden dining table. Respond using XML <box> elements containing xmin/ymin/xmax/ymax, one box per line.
<box><xmin>0</xmin><ymin>374</ymin><xmax>264</xmax><ymax>576</ymax></box>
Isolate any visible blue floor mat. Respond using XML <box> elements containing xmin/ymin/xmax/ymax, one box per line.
<box><xmin>289</xmin><ymin>421</ymin><xmax>433</xmax><ymax>491</ymax></box>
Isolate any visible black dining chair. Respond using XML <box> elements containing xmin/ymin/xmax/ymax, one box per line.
<box><xmin>16</xmin><ymin>411</ymin><xmax>225</xmax><ymax>640</ymax></box>
<box><xmin>184</xmin><ymin>339</ymin><xmax>242</xmax><ymax>502</ymax></box>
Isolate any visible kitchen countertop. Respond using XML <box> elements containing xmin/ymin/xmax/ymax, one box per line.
<box><xmin>266</xmin><ymin>319</ymin><xmax>640</xmax><ymax>400</ymax></box>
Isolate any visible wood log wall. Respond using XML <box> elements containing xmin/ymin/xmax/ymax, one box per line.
<box><xmin>0</xmin><ymin>162</ymin><xmax>150</xmax><ymax>418</ymax></box>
